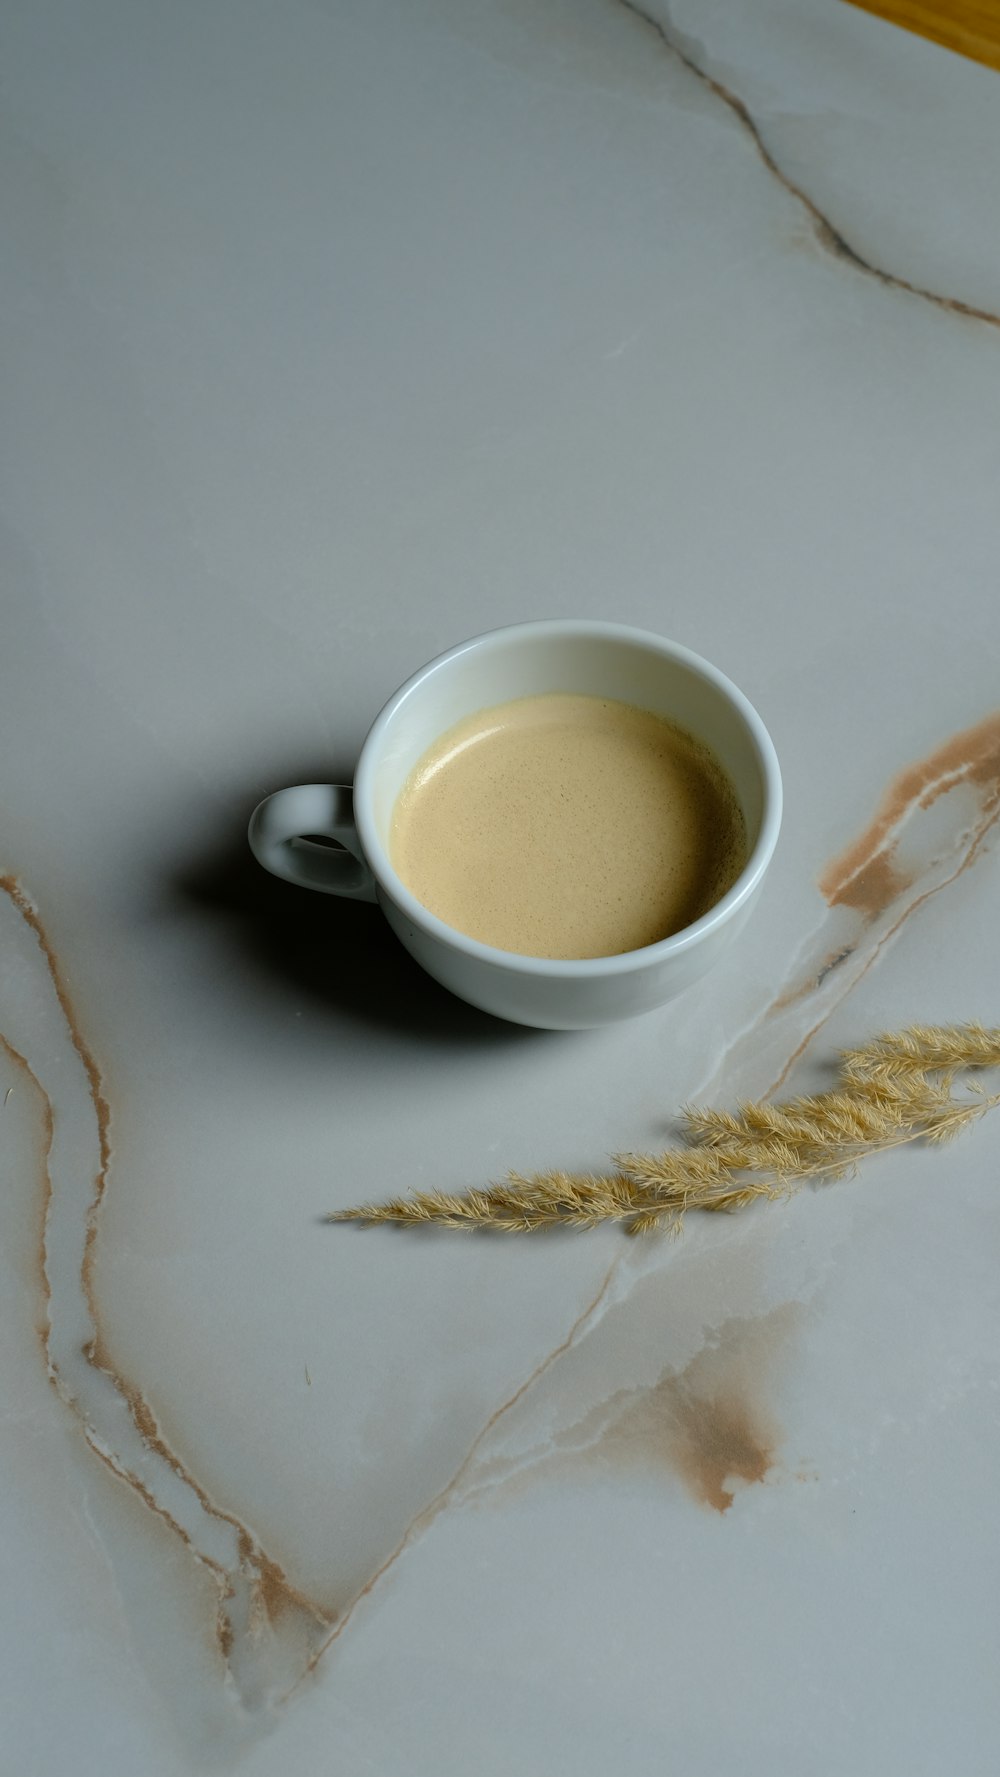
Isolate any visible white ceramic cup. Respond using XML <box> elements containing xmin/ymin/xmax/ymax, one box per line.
<box><xmin>248</xmin><ymin>621</ymin><xmax>782</xmax><ymax>1028</ymax></box>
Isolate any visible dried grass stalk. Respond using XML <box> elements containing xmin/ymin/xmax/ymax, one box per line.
<box><xmin>331</xmin><ymin>1023</ymin><xmax>1000</xmax><ymax>1235</ymax></box>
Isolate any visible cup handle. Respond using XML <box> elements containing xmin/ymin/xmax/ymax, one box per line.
<box><xmin>248</xmin><ymin>784</ymin><xmax>378</xmax><ymax>902</ymax></box>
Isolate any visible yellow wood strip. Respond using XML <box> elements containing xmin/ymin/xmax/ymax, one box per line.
<box><xmin>844</xmin><ymin>0</ymin><xmax>1000</xmax><ymax>73</ymax></box>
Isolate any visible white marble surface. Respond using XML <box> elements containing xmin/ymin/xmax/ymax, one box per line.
<box><xmin>2</xmin><ymin>2</ymin><xmax>999</xmax><ymax>1771</ymax></box>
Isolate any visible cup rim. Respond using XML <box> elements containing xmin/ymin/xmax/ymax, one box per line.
<box><xmin>354</xmin><ymin>619</ymin><xmax>782</xmax><ymax>977</ymax></box>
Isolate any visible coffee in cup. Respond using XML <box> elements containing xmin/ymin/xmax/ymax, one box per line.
<box><xmin>389</xmin><ymin>692</ymin><xmax>746</xmax><ymax>960</ymax></box>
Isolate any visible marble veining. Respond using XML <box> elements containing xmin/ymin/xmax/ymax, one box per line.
<box><xmin>7</xmin><ymin>700</ymin><xmax>997</xmax><ymax>1714</ymax></box>
<box><xmin>2</xmin><ymin>1</ymin><xmax>999</xmax><ymax>1769</ymax></box>
<box><xmin>706</xmin><ymin>709</ymin><xmax>1000</xmax><ymax>1102</ymax></box>
<box><xmin>618</xmin><ymin>0</ymin><xmax>1000</xmax><ymax>329</ymax></box>
<box><xmin>0</xmin><ymin>875</ymin><xmax>332</xmax><ymax>1710</ymax></box>
<box><xmin>449</xmin><ymin>1301</ymin><xmax>805</xmax><ymax>1515</ymax></box>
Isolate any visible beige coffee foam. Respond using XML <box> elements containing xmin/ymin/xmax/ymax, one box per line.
<box><xmin>390</xmin><ymin>693</ymin><xmax>747</xmax><ymax>960</ymax></box>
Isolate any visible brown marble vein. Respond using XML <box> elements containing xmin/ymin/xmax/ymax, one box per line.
<box><xmin>702</xmin><ymin>710</ymin><xmax>1000</xmax><ymax>1103</ymax></box>
<box><xmin>0</xmin><ymin>874</ymin><xmax>332</xmax><ymax>1712</ymax></box>
<box><xmin>615</xmin><ymin>0</ymin><xmax>1000</xmax><ymax>331</ymax></box>
<box><xmin>817</xmin><ymin>710</ymin><xmax>1000</xmax><ymax>910</ymax></box>
<box><xmin>453</xmin><ymin>1303</ymin><xmax>802</xmax><ymax>1516</ymax></box>
<box><xmin>0</xmin><ymin>1032</ymin><xmax>55</xmax><ymax>1351</ymax></box>
<box><xmin>0</xmin><ymin>1010</ymin><xmax>245</xmax><ymax>1679</ymax></box>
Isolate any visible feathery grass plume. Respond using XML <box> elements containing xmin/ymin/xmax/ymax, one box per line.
<box><xmin>841</xmin><ymin>1022</ymin><xmax>1000</xmax><ymax>1084</ymax></box>
<box><xmin>331</xmin><ymin>1024</ymin><xmax>1000</xmax><ymax>1234</ymax></box>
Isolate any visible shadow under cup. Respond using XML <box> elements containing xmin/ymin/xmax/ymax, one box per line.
<box><xmin>351</xmin><ymin>623</ymin><xmax>781</xmax><ymax>1029</ymax></box>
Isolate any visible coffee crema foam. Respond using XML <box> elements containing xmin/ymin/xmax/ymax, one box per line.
<box><xmin>390</xmin><ymin>693</ymin><xmax>747</xmax><ymax>960</ymax></box>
